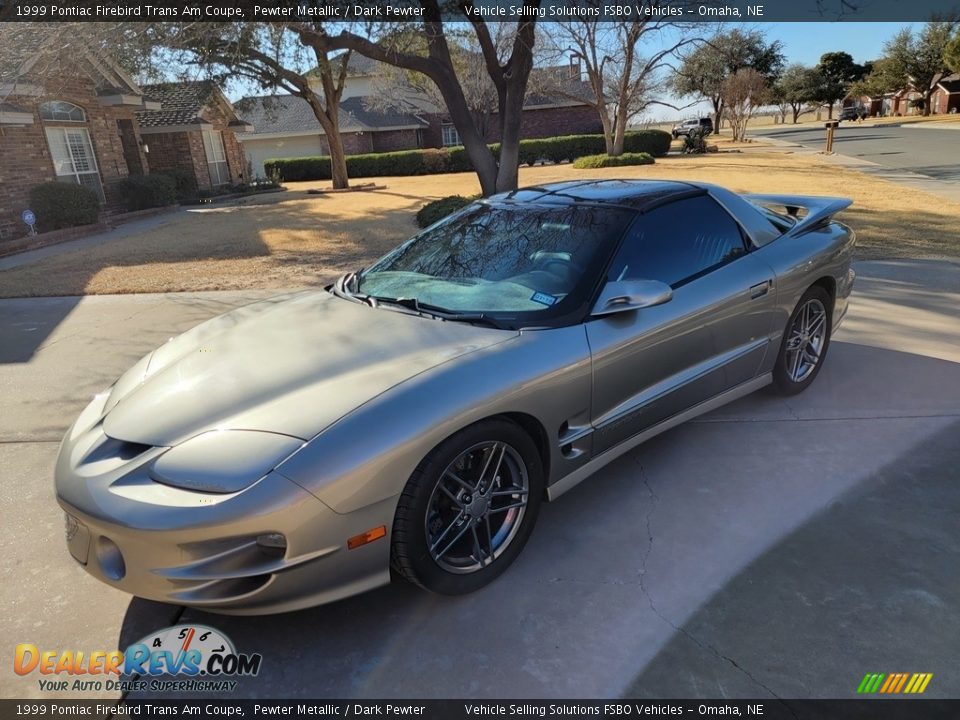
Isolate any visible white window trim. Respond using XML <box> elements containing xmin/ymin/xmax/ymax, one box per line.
<box><xmin>202</xmin><ymin>129</ymin><xmax>231</xmax><ymax>186</ymax></box>
<box><xmin>40</xmin><ymin>101</ymin><xmax>86</xmax><ymax>122</ymax></box>
<box><xmin>44</xmin><ymin>126</ymin><xmax>105</xmax><ymax>202</ymax></box>
<box><xmin>441</xmin><ymin>123</ymin><xmax>461</xmax><ymax>148</ymax></box>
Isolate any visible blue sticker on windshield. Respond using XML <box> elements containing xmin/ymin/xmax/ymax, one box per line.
<box><xmin>531</xmin><ymin>291</ymin><xmax>558</xmax><ymax>307</ymax></box>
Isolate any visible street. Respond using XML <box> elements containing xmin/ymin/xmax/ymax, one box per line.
<box><xmin>1</xmin><ymin>259</ymin><xmax>959</xmax><ymax>699</ymax></box>
<box><xmin>752</xmin><ymin>124</ymin><xmax>960</xmax><ymax>183</ymax></box>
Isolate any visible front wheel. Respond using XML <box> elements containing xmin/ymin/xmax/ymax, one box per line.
<box><xmin>391</xmin><ymin>419</ymin><xmax>543</xmax><ymax>595</ymax></box>
<box><xmin>771</xmin><ymin>286</ymin><xmax>833</xmax><ymax>395</ymax></box>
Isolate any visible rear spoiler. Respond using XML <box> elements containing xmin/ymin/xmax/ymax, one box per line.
<box><xmin>745</xmin><ymin>194</ymin><xmax>852</xmax><ymax>237</ymax></box>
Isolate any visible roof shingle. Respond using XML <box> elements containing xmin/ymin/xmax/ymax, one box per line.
<box><xmin>234</xmin><ymin>94</ymin><xmax>426</xmax><ymax>135</ymax></box>
<box><xmin>136</xmin><ymin>81</ymin><xmax>216</xmax><ymax>128</ymax></box>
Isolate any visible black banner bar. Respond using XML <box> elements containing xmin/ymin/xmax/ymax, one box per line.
<box><xmin>2</xmin><ymin>0</ymin><xmax>960</xmax><ymax>23</ymax></box>
<box><xmin>3</xmin><ymin>699</ymin><xmax>960</xmax><ymax>720</ymax></box>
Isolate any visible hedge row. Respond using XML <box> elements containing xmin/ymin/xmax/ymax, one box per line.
<box><xmin>265</xmin><ymin>130</ymin><xmax>672</xmax><ymax>182</ymax></box>
<box><xmin>416</xmin><ymin>195</ymin><xmax>477</xmax><ymax>228</ymax></box>
<box><xmin>28</xmin><ymin>182</ymin><xmax>100</xmax><ymax>232</ymax></box>
<box><xmin>117</xmin><ymin>174</ymin><xmax>177</xmax><ymax>211</ymax></box>
<box><xmin>572</xmin><ymin>152</ymin><xmax>655</xmax><ymax>169</ymax></box>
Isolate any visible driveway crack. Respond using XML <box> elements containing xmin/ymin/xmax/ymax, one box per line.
<box><xmin>633</xmin><ymin>457</ymin><xmax>798</xmax><ymax>718</ymax></box>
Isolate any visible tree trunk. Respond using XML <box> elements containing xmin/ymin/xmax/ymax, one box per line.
<box><xmin>923</xmin><ymin>89</ymin><xmax>933</xmax><ymax>116</ymax></box>
<box><xmin>494</xmin><ymin>41</ymin><xmax>535</xmax><ymax>193</ymax></box>
<box><xmin>304</xmin><ymin>93</ymin><xmax>350</xmax><ymax>190</ymax></box>
<box><xmin>612</xmin><ymin>103</ymin><xmax>629</xmax><ymax>156</ymax></box>
<box><xmin>600</xmin><ymin>111</ymin><xmax>615</xmax><ymax>155</ymax></box>
<box><xmin>792</xmin><ymin>104</ymin><xmax>801</xmax><ymax>123</ymax></box>
<box><xmin>712</xmin><ymin>97</ymin><xmax>723</xmax><ymax>135</ymax></box>
<box><xmin>827</xmin><ymin>101</ymin><xmax>834</xmax><ymax>119</ymax></box>
<box><xmin>430</xmin><ymin>68</ymin><xmax>499</xmax><ymax>196</ymax></box>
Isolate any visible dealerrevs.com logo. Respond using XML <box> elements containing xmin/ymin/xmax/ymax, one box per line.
<box><xmin>14</xmin><ymin>624</ymin><xmax>262</xmax><ymax>693</ymax></box>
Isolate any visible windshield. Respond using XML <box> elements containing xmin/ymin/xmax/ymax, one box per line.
<box><xmin>356</xmin><ymin>202</ymin><xmax>634</xmax><ymax>324</ymax></box>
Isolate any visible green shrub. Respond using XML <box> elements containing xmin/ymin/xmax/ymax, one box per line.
<box><xmin>117</xmin><ymin>174</ymin><xmax>177</xmax><ymax>211</ymax></box>
<box><xmin>572</xmin><ymin>152</ymin><xmax>655</xmax><ymax>169</ymax></box>
<box><xmin>28</xmin><ymin>182</ymin><xmax>100</xmax><ymax>232</ymax></box>
<box><xmin>264</xmin><ymin>129</ymin><xmax>672</xmax><ymax>181</ymax></box>
<box><xmin>416</xmin><ymin>195</ymin><xmax>477</xmax><ymax>228</ymax></box>
<box><xmin>155</xmin><ymin>169</ymin><xmax>198</xmax><ymax>202</ymax></box>
<box><xmin>622</xmin><ymin>130</ymin><xmax>672</xmax><ymax>157</ymax></box>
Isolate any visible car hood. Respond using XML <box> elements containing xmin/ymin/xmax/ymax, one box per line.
<box><xmin>101</xmin><ymin>291</ymin><xmax>516</xmax><ymax>447</ymax></box>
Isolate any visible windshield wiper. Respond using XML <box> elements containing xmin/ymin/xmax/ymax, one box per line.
<box><xmin>369</xmin><ymin>296</ymin><xmax>510</xmax><ymax>330</ymax></box>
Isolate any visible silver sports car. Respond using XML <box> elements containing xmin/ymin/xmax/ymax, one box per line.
<box><xmin>56</xmin><ymin>180</ymin><xmax>855</xmax><ymax>614</ymax></box>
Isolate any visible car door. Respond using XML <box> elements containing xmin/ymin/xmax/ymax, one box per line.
<box><xmin>586</xmin><ymin>194</ymin><xmax>777</xmax><ymax>454</ymax></box>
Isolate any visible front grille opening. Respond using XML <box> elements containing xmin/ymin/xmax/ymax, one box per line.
<box><xmin>83</xmin><ymin>437</ymin><xmax>152</xmax><ymax>465</ymax></box>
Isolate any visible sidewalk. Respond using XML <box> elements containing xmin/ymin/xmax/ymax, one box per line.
<box><xmin>0</xmin><ymin>208</ymin><xmax>185</xmax><ymax>272</ymax></box>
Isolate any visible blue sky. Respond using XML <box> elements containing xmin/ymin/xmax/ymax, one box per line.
<box><xmin>766</xmin><ymin>21</ymin><xmax>918</xmax><ymax>66</ymax></box>
<box><xmin>646</xmin><ymin>21</ymin><xmax>919</xmax><ymax>120</ymax></box>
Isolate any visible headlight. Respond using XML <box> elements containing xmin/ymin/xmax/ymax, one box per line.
<box><xmin>150</xmin><ymin>430</ymin><xmax>303</xmax><ymax>493</ymax></box>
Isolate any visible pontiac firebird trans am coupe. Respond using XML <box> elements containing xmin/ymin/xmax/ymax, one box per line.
<box><xmin>56</xmin><ymin>180</ymin><xmax>855</xmax><ymax>614</ymax></box>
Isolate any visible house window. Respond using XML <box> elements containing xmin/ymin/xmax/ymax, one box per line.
<box><xmin>39</xmin><ymin>101</ymin><xmax>86</xmax><ymax>122</ymax></box>
<box><xmin>441</xmin><ymin>123</ymin><xmax>461</xmax><ymax>147</ymax></box>
<box><xmin>44</xmin><ymin>127</ymin><xmax>105</xmax><ymax>202</ymax></box>
<box><xmin>202</xmin><ymin>129</ymin><xmax>230</xmax><ymax>186</ymax></box>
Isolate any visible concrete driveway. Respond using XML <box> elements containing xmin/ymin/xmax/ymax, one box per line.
<box><xmin>2</xmin><ymin>260</ymin><xmax>959</xmax><ymax>700</ymax></box>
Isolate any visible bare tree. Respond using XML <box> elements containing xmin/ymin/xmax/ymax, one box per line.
<box><xmin>0</xmin><ymin>23</ymin><xmax>155</xmax><ymax>105</ymax></box>
<box><xmin>158</xmin><ymin>24</ymin><xmax>354</xmax><ymax>189</ymax></box>
<box><xmin>363</xmin><ymin>27</ymin><xmax>501</xmax><ymax>142</ymax></box>
<box><xmin>289</xmin><ymin>4</ymin><xmax>542</xmax><ymax>196</ymax></box>
<box><xmin>545</xmin><ymin>8</ymin><xmax>699</xmax><ymax>155</ymax></box>
<box><xmin>721</xmin><ymin>68</ymin><xmax>767</xmax><ymax>142</ymax></box>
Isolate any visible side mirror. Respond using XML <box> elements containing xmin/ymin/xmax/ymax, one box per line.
<box><xmin>591</xmin><ymin>279</ymin><xmax>673</xmax><ymax>317</ymax></box>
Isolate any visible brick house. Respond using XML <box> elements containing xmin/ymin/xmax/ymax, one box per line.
<box><xmin>930</xmin><ymin>73</ymin><xmax>960</xmax><ymax>115</ymax></box>
<box><xmin>235</xmin><ymin>94</ymin><xmax>427</xmax><ymax>178</ymax></box>
<box><xmin>236</xmin><ymin>54</ymin><xmax>601</xmax><ymax>174</ymax></box>
<box><xmin>135</xmin><ymin>82</ymin><xmax>253</xmax><ymax>190</ymax></box>
<box><xmin>0</xmin><ymin>29</ymin><xmax>157</xmax><ymax>241</ymax></box>
<box><xmin>843</xmin><ymin>72</ymin><xmax>960</xmax><ymax>117</ymax></box>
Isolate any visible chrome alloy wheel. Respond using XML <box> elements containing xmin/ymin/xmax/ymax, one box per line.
<box><xmin>425</xmin><ymin>441</ymin><xmax>529</xmax><ymax>574</ymax></box>
<box><xmin>785</xmin><ymin>298</ymin><xmax>827</xmax><ymax>383</ymax></box>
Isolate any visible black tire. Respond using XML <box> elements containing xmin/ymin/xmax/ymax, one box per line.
<box><xmin>771</xmin><ymin>286</ymin><xmax>833</xmax><ymax>396</ymax></box>
<box><xmin>391</xmin><ymin>419</ymin><xmax>544</xmax><ymax>595</ymax></box>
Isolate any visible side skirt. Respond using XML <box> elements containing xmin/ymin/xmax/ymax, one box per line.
<box><xmin>546</xmin><ymin>373</ymin><xmax>772</xmax><ymax>501</ymax></box>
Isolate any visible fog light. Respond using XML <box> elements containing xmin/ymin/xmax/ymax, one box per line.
<box><xmin>256</xmin><ymin>533</ymin><xmax>287</xmax><ymax>556</ymax></box>
<box><xmin>96</xmin><ymin>536</ymin><xmax>125</xmax><ymax>580</ymax></box>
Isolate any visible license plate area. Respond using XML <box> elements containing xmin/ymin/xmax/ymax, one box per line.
<box><xmin>65</xmin><ymin>513</ymin><xmax>90</xmax><ymax>564</ymax></box>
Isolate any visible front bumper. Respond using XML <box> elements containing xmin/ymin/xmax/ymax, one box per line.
<box><xmin>55</xmin><ymin>394</ymin><xmax>393</xmax><ymax>615</ymax></box>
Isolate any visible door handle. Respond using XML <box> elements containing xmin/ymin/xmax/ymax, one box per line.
<box><xmin>750</xmin><ymin>280</ymin><xmax>772</xmax><ymax>299</ymax></box>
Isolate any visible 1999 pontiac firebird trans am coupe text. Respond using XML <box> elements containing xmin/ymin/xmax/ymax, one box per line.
<box><xmin>56</xmin><ymin>180</ymin><xmax>855</xmax><ymax>614</ymax></box>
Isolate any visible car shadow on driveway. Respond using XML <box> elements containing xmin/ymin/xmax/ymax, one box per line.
<box><xmin>626</xmin><ymin>418</ymin><xmax>960</xmax><ymax>699</ymax></box>
<box><xmin>0</xmin><ymin>296</ymin><xmax>81</xmax><ymax>364</ymax></box>
<box><xmin>115</xmin><ymin>339</ymin><xmax>960</xmax><ymax>700</ymax></box>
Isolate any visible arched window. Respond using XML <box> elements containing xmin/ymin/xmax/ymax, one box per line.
<box><xmin>39</xmin><ymin>101</ymin><xmax>86</xmax><ymax>122</ymax></box>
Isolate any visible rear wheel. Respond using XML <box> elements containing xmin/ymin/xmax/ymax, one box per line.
<box><xmin>772</xmin><ymin>286</ymin><xmax>832</xmax><ymax>395</ymax></box>
<box><xmin>391</xmin><ymin>419</ymin><xmax>543</xmax><ymax>595</ymax></box>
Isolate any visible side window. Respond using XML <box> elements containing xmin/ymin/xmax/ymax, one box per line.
<box><xmin>609</xmin><ymin>195</ymin><xmax>747</xmax><ymax>287</ymax></box>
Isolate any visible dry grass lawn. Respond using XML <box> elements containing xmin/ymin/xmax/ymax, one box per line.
<box><xmin>1</xmin><ymin>147</ymin><xmax>958</xmax><ymax>298</ymax></box>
